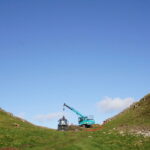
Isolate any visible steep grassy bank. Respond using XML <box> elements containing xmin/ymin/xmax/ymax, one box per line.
<box><xmin>104</xmin><ymin>94</ymin><xmax>150</xmax><ymax>132</ymax></box>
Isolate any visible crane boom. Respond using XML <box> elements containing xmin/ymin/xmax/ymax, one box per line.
<box><xmin>63</xmin><ymin>103</ymin><xmax>85</xmax><ymax>118</ymax></box>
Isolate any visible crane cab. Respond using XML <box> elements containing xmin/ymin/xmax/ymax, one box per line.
<box><xmin>78</xmin><ymin>116</ymin><xmax>95</xmax><ymax>127</ymax></box>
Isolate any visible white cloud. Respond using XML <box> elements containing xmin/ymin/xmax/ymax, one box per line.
<box><xmin>35</xmin><ymin>112</ymin><xmax>63</xmax><ymax>122</ymax></box>
<box><xmin>97</xmin><ymin>97</ymin><xmax>134</xmax><ymax>113</ymax></box>
<box><xmin>16</xmin><ymin>112</ymin><xmax>25</xmax><ymax>119</ymax></box>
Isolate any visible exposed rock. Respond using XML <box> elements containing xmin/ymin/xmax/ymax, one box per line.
<box><xmin>12</xmin><ymin>123</ymin><xmax>20</xmax><ymax>127</ymax></box>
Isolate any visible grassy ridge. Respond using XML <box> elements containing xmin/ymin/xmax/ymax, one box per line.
<box><xmin>0</xmin><ymin>94</ymin><xmax>150</xmax><ymax>150</ymax></box>
<box><xmin>104</xmin><ymin>94</ymin><xmax>150</xmax><ymax>131</ymax></box>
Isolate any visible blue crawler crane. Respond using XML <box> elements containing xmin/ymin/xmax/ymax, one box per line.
<box><xmin>63</xmin><ymin>103</ymin><xmax>95</xmax><ymax>128</ymax></box>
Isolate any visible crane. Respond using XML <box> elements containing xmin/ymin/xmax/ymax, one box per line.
<box><xmin>63</xmin><ymin>103</ymin><xmax>95</xmax><ymax>128</ymax></box>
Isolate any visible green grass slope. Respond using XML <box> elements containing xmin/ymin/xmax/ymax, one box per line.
<box><xmin>104</xmin><ymin>94</ymin><xmax>150</xmax><ymax>132</ymax></box>
<box><xmin>0</xmin><ymin>94</ymin><xmax>150</xmax><ymax>150</ymax></box>
<box><xmin>0</xmin><ymin>108</ymin><xmax>63</xmax><ymax>149</ymax></box>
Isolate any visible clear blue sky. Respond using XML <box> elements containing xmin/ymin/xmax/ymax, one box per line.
<box><xmin>0</xmin><ymin>0</ymin><xmax>150</xmax><ymax>128</ymax></box>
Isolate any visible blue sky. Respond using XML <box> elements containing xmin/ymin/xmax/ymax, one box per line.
<box><xmin>0</xmin><ymin>0</ymin><xmax>150</xmax><ymax>128</ymax></box>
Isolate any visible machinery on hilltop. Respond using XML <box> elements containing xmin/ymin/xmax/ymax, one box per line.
<box><xmin>58</xmin><ymin>116</ymin><xmax>68</xmax><ymax>131</ymax></box>
<box><xmin>63</xmin><ymin>103</ymin><xmax>95</xmax><ymax>128</ymax></box>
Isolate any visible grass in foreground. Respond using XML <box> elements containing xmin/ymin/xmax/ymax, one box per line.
<box><xmin>0</xmin><ymin>127</ymin><xmax>150</xmax><ymax>150</ymax></box>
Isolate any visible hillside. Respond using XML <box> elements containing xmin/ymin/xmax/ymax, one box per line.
<box><xmin>0</xmin><ymin>108</ymin><xmax>35</xmax><ymax>129</ymax></box>
<box><xmin>0</xmin><ymin>95</ymin><xmax>150</xmax><ymax>150</ymax></box>
<box><xmin>104</xmin><ymin>94</ymin><xmax>150</xmax><ymax>135</ymax></box>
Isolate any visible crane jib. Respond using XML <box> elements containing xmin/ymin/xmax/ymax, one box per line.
<box><xmin>64</xmin><ymin>103</ymin><xmax>73</xmax><ymax>111</ymax></box>
<box><xmin>64</xmin><ymin>103</ymin><xmax>85</xmax><ymax>117</ymax></box>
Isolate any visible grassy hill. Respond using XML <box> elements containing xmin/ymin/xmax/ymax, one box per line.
<box><xmin>104</xmin><ymin>93</ymin><xmax>150</xmax><ymax>134</ymax></box>
<box><xmin>0</xmin><ymin>94</ymin><xmax>150</xmax><ymax>150</ymax></box>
